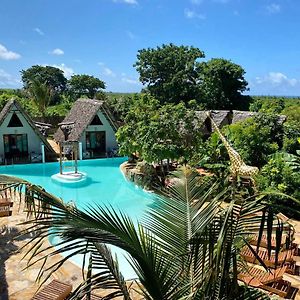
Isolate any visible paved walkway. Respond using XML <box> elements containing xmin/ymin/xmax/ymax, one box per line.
<box><xmin>47</xmin><ymin>139</ymin><xmax>60</xmax><ymax>155</ymax></box>
<box><xmin>0</xmin><ymin>199</ymin><xmax>141</xmax><ymax>300</ymax></box>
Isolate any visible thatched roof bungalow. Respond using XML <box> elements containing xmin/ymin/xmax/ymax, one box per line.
<box><xmin>54</xmin><ymin>98</ymin><xmax>119</xmax><ymax>158</ymax></box>
<box><xmin>195</xmin><ymin>110</ymin><xmax>286</xmax><ymax>135</ymax></box>
<box><xmin>0</xmin><ymin>99</ymin><xmax>55</xmax><ymax>163</ymax></box>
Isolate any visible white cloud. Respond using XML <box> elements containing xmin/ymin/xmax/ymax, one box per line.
<box><xmin>52</xmin><ymin>63</ymin><xmax>74</xmax><ymax>78</ymax></box>
<box><xmin>112</xmin><ymin>0</ymin><xmax>138</xmax><ymax>5</ymax></box>
<box><xmin>103</xmin><ymin>67</ymin><xmax>116</xmax><ymax>77</ymax></box>
<box><xmin>0</xmin><ymin>69</ymin><xmax>20</xmax><ymax>86</ymax></box>
<box><xmin>190</xmin><ymin>0</ymin><xmax>203</xmax><ymax>4</ymax></box>
<box><xmin>50</xmin><ymin>48</ymin><xmax>64</xmax><ymax>56</ymax></box>
<box><xmin>121</xmin><ymin>73</ymin><xmax>139</xmax><ymax>85</ymax></box>
<box><xmin>126</xmin><ymin>30</ymin><xmax>136</xmax><ymax>40</ymax></box>
<box><xmin>184</xmin><ymin>8</ymin><xmax>206</xmax><ymax>19</ymax></box>
<box><xmin>256</xmin><ymin>72</ymin><xmax>298</xmax><ymax>87</ymax></box>
<box><xmin>266</xmin><ymin>3</ymin><xmax>281</xmax><ymax>14</ymax></box>
<box><xmin>0</xmin><ymin>44</ymin><xmax>21</xmax><ymax>60</ymax></box>
<box><xmin>34</xmin><ymin>27</ymin><xmax>45</xmax><ymax>36</ymax></box>
<box><xmin>98</xmin><ymin>62</ymin><xmax>116</xmax><ymax>77</ymax></box>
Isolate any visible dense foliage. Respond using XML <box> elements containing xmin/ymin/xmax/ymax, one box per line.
<box><xmin>134</xmin><ymin>43</ymin><xmax>204</xmax><ymax>105</ymax></box>
<box><xmin>228</xmin><ymin>114</ymin><xmax>284</xmax><ymax>168</ymax></box>
<box><xmin>21</xmin><ymin>65</ymin><xmax>67</xmax><ymax>105</ymax></box>
<box><xmin>0</xmin><ymin>169</ymin><xmax>286</xmax><ymax>300</ymax></box>
<box><xmin>67</xmin><ymin>74</ymin><xmax>105</xmax><ymax>99</ymax></box>
<box><xmin>27</xmin><ymin>80</ymin><xmax>53</xmax><ymax>121</ymax></box>
<box><xmin>134</xmin><ymin>44</ymin><xmax>249</xmax><ymax>109</ymax></box>
<box><xmin>198</xmin><ymin>58</ymin><xmax>249</xmax><ymax>110</ymax></box>
<box><xmin>257</xmin><ymin>153</ymin><xmax>300</xmax><ymax>219</ymax></box>
<box><xmin>116</xmin><ymin>94</ymin><xmax>204</xmax><ymax>165</ymax></box>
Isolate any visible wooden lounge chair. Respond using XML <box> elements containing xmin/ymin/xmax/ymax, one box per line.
<box><xmin>283</xmin><ymin>261</ymin><xmax>300</xmax><ymax>275</ymax></box>
<box><xmin>241</xmin><ymin>247</ymin><xmax>294</xmax><ymax>268</ymax></box>
<box><xmin>238</xmin><ymin>266</ymin><xmax>298</xmax><ymax>298</ymax></box>
<box><xmin>0</xmin><ymin>198</ymin><xmax>13</xmax><ymax>217</ymax></box>
<box><xmin>238</xmin><ymin>266</ymin><xmax>286</xmax><ymax>287</ymax></box>
<box><xmin>264</xmin><ymin>279</ymin><xmax>294</xmax><ymax>298</ymax></box>
<box><xmin>31</xmin><ymin>280</ymin><xmax>72</xmax><ymax>300</ymax></box>
<box><xmin>249</xmin><ymin>234</ymin><xmax>287</xmax><ymax>249</ymax></box>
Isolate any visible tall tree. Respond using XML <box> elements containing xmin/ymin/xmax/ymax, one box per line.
<box><xmin>198</xmin><ymin>58</ymin><xmax>249</xmax><ymax>109</ymax></box>
<box><xmin>21</xmin><ymin>65</ymin><xmax>67</xmax><ymax>92</ymax></box>
<box><xmin>68</xmin><ymin>74</ymin><xmax>106</xmax><ymax>99</ymax></box>
<box><xmin>27</xmin><ymin>80</ymin><xmax>53</xmax><ymax>121</ymax></box>
<box><xmin>134</xmin><ymin>44</ymin><xmax>205</xmax><ymax>104</ymax></box>
<box><xmin>116</xmin><ymin>95</ymin><xmax>204</xmax><ymax>165</ymax></box>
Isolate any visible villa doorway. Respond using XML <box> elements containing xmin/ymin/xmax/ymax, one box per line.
<box><xmin>86</xmin><ymin>131</ymin><xmax>106</xmax><ymax>157</ymax></box>
<box><xmin>3</xmin><ymin>134</ymin><xmax>28</xmax><ymax>160</ymax></box>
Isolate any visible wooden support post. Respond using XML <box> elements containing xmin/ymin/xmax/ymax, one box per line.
<box><xmin>74</xmin><ymin>143</ymin><xmax>78</xmax><ymax>174</ymax></box>
<box><xmin>59</xmin><ymin>143</ymin><xmax>63</xmax><ymax>175</ymax></box>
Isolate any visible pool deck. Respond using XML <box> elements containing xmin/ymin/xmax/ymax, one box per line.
<box><xmin>0</xmin><ymin>200</ymin><xmax>141</xmax><ymax>299</ymax></box>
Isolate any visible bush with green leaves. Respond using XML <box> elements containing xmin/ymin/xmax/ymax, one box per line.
<box><xmin>116</xmin><ymin>95</ymin><xmax>204</xmax><ymax>166</ymax></box>
<box><xmin>227</xmin><ymin>114</ymin><xmax>284</xmax><ymax>168</ymax></box>
<box><xmin>257</xmin><ymin>154</ymin><xmax>300</xmax><ymax>219</ymax></box>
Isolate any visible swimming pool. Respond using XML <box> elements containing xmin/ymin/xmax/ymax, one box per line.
<box><xmin>0</xmin><ymin>157</ymin><xmax>155</xmax><ymax>279</ymax></box>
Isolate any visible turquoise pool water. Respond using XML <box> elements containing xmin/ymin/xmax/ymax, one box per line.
<box><xmin>0</xmin><ymin>157</ymin><xmax>155</xmax><ymax>279</ymax></box>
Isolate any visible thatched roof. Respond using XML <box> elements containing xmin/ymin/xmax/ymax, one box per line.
<box><xmin>231</xmin><ymin>110</ymin><xmax>257</xmax><ymax>124</ymax></box>
<box><xmin>0</xmin><ymin>99</ymin><xmax>55</xmax><ymax>154</ymax></box>
<box><xmin>194</xmin><ymin>110</ymin><xmax>286</xmax><ymax>134</ymax></box>
<box><xmin>210</xmin><ymin>110</ymin><xmax>231</xmax><ymax>128</ymax></box>
<box><xmin>54</xmin><ymin>98</ymin><xmax>118</xmax><ymax>143</ymax></box>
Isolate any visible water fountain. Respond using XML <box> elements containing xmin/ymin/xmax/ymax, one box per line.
<box><xmin>51</xmin><ymin>121</ymin><xmax>87</xmax><ymax>184</ymax></box>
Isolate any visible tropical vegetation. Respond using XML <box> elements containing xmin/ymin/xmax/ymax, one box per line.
<box><xmin>0</xmin><ymin>43</ymin><xmax>299</xmax><ymax>299</ymax></box>
<box><xmin>0</xmin><ymin>167</ymin><xmax>289</xmax><ymax>300</ymax></box>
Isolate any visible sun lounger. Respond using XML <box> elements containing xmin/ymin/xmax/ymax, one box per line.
<box><xmin>0</xmin><ymin>198</ymin><xmax>13</xmax><ymax>217</ymax></box>
<box><xmin>249</xmin><ymin>234</ymin><xmax>287</xmax><ymax>249</ymax></box>
<box><xmin>31</xmin><ymin>280</ymin><xmax>72</xmax><ymax>300</ymax></box>
<box><xmin>238</xmin><ymin>266</ymin><xmax>299</xmax><ymax>298</ymax></box>
<box><xmin>238</xmin><ymin>266</ymin><xmax>286</xmax><ymax>288</ymax></box>
<box><xmin>241</xmin><ymin>247</ymin><xmax>294</xmax><ymax>268</ymax></box>
<box><xmin>88</xmin><ymin>294</ymin><xmax>102</xmax><ymax>300</ymax></box>
<box><xmin>283</xmin><ymin>261</ymin><xmax>300</xmax><ymax>275</ymax></box>
<box><xmin>264</xmin><ymin>279</ymin><xmax>293</xmax><ymax>298</ymax></box>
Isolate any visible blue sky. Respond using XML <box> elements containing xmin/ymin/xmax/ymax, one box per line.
<box><xmin>0</xmin><ymin>0</ymin><xmax>300</xmax><ymax>96</ymax></box>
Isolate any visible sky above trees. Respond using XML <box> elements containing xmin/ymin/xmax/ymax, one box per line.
<box><xmin>0</xmin><ymin>0</ymin><xmax>300</xmax><ymax>96</ymax></box>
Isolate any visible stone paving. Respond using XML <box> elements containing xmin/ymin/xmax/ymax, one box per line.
<box><xmin>0</xmin><ymin>200</ymin><xmax>141</xmax><ymax>300</ymax></box>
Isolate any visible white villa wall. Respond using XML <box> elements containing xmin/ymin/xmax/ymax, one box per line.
<box><xmin>80</xmin><ymin>111</ymin><xmax>118</xmax><ymax>153</ymax></box>
<box><xmin>0</xmin><ymin>105</ymin><xmax>42</xmax><ymax>157</ymax></box>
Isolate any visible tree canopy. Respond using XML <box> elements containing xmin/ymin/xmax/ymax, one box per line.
<box><xmin>116</xmin><ymin>94</ymin><xmax>204</xmax><ymax>164</ymax></box>
<box><xmin>27</xmin><ymin>79</ymin><xmax>53</xmax><ymax>121</ymax></box>
<box><xmin>21</xmin><ymin>65</ymin><xmax>67</xmax><ymax>92</ymax></box>
<box><xmin>134</xmin><ymin>43</ymin><xmax>204</xmax><ymax>105</ymax></box>
<box><xmin>134</xmin><ymin>44</ymin><xmax>249</xmax><ymax>109</ymax></box>
<box><xmin>198</xmin><ymin>58</ymin><xmax>249</xmax><ymax>109</ymax></box>
<box><xmin>67</xmin><ymin>74</ymin><xmax>106</xmax><ymax>99</ymax></box>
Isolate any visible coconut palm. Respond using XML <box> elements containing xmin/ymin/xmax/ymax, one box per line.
<box><xmin>27</xmin><ymin>79</ymin><xmax>53</xmax><ymax>122</ymax></box>
<box><xmin>0</xmin><ymin>168</ymin><xmax>288</xmax><ymax>300</ymax></box>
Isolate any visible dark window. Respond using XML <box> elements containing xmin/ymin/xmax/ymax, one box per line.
<box><xmin>90</xmin><ymin>115</ymin><xmax>103</xmax><ymax>125</ymax></box>
<box><xmin>86</xmin><ymin>131</ymin><xmax>106</xmax><ymax>153</ymax></box>
<box><xmin>7</xmin><ymin>113</ymin><xmax>23</xmax><ymax>127</ymax></box>
<box><xmin>3</xmin><ymin>134</ymin><xmax>28</xmax><ymax>159</ymax></box>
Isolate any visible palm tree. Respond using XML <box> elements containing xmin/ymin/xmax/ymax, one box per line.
<box><xmin>0</xmin><ymin>169</ymin><xmax>288</xmax><ymax>299</ymax></box>
<box><xmin>27</xmin><ymin>79</ymin><xmax>53</xmax><ymax>122</ymax></box>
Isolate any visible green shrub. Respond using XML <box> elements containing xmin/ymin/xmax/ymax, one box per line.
<box><xmin>228</xmin><ymin>114</ymin><xmax>283</xmax><ymax>168</ymax></box>
<box><xmin>257</xmin><ymin>154</ymin><xmax>300</xmax><ymax>219</ymax></box>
